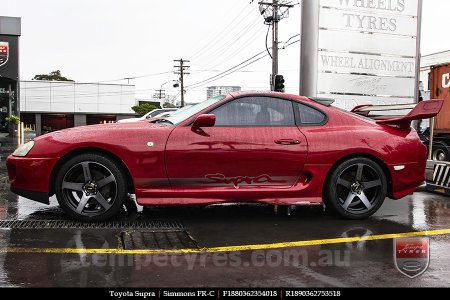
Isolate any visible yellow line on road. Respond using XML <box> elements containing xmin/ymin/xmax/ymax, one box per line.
<box><xmin>1</xmin><ymin>228</ymin><xmax>450</xmax><ymax>255</ymax></box>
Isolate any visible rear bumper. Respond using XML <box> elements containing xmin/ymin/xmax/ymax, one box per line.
<box><xmin>6</xmin><ymin>155</ymin><xmax>58</xmax><ymax>204</ymax></box>
<box><xmin>389</xmin><ymin>162</ymin><xmax>425</xmax><ymax>199</ymax></box>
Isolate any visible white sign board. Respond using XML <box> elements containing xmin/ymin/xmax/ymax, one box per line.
<box><xmin>304</xmin><ymin>0</ymin><xmax>421</xmax><ymax>110</ymax></box>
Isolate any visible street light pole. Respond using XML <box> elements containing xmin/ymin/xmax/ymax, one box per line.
<box><xmin>156</xmin><ymin>80</ymin><xmax>179</xmax><ymax>107</ymax></box>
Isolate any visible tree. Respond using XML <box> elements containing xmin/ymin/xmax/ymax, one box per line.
<box><xmin>132</xmin><ymin>103</ymin><xmax>157</xmax><ymax>116</ymax></box>
<box><xmin>163</xmin><ymin>102</ymin><xmax>177</xmax><ymax>108</ymax></box>
<box><xmin>32</xmin><ymin>70</ymin><xmax>73</xmax><ymax>81</ymax></box>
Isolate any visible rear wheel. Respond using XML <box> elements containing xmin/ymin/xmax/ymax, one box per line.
<box><xmin>55</xmin><ymin>153</ymin><xmax>126</xmax><ymax>222</ymax></box>
<box><xmin>324</xmin><ymin>157</ymin><xmax>387</xmax><ymax>219</ymax></box>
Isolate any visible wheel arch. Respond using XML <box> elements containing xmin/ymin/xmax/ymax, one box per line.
<box><xmin>49</xmin><ymin>147</ymin><xmax>135</xmax><ymax>196</ymax></box>
<box><xmin>323</xmin><ymin>153</ymin><xmax>393</xmax><ymax>199</ymax></box>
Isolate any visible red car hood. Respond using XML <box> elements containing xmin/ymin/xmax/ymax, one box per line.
<box><xmin>28</xmin><ymin>121</ymin><xmax>175</xmax><ymax>159</ymax></box>
<box><xmin>34</xmin><ymin>121</ymin><xmax>168</xmax><ymax>142</ymax></box>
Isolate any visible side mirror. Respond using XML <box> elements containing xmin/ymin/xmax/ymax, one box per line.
<box><xmin>192</xmin><ymin>114</ymin><xmax>216</xmax><ymax>128</ymax></box>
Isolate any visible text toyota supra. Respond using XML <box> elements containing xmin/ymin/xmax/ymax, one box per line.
<box><xmin>7</xmin><ymin>92</ymin><xmax>443</xmax><ymax>221</ymax></box>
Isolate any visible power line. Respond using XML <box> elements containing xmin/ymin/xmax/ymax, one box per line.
<box><xmin>205</xmin><ymin>25</ymin><xmax>267</xmax><ymax>71</ymax></box>
<box><xmin>187</xmin><ymin>35</ymin><xmax>300</xmax><ymax>90</ymax></box>
<box><xmin>23</xmin><ymin>35</ymin><xmax>300</xmax><ymax>100</ymax></box>
<box><xmin>188</xmin><ymin>54</ymin><xmax>270</xmax><ymax>90</ymax></box>
<box><xmin>193</xmin><ymin>13</ymin><xmax>264</xmax><ymax>69</ymax></box>
<box><xmin>191</xmin><ymin>69</ymin><xmax>269</xmax><ymax>73</ymax></box>
<box><xmin>24</xmin><ymin>39</ymin><xmax>300</xmax><ymax>99</ymax></box>
<box><xmin>265</xmin><ymin>24</ymin><xmax>273</xmax><ymax>59</ymax></box>
<box><xmin>20</xmin><ymin>71</ymin><xmax>174</xmax><ymax>91</ymax></box>
<box><xmin>187</xmin><ymin>49</ymin><xmax>268</xmax><ymax>89</ymax></box>
<box><xmin>188</xmin><ymin>2</ymin><xmax>256</xmax><ymax>62</ymax></box>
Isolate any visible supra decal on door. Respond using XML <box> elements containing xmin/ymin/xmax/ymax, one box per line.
<box><xmin>204</xmin><ymin>173</ymin><xmax>288</xmax><ymax>189</ymax></box>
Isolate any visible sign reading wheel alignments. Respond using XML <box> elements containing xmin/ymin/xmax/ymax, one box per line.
<box><xmin>300</xmin><ymin>0</ymin><xmax>422</xmax><ymax>111</ymax></box>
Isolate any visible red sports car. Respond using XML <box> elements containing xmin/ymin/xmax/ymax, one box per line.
<box><xmin>6</xmin><ymin>92</ymin><xmax>443</xmax><ymax>221</ymax></box>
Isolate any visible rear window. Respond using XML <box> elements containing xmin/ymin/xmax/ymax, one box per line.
<box><xmin>296</xmin><ymin>103</ymin><xmax>326</xmax><ymax>125</ymax></box>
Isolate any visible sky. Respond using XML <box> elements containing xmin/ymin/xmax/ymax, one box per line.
<box><xmin>0</xmin><ymin>0</ymin><xmax>448</xmax><ymax>103</ymax></box>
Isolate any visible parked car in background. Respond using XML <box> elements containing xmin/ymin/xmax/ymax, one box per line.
<box><xmin>145</xmin><ymin>106</ymin><xmax>194</xmax><ymax>123</ymax></box>
<box><xmin>117</xmin><ymin>108</ymin><xmax>177</xmax><ymax>123</ymax></box>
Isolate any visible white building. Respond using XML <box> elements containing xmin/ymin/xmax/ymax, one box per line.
<box><xmin>206</xmin><ymin>86</ymin><xmax>241</xmax><ymax>99</ymax></box>
<box><xmin>20</xmin><ymin>80</ymin><xmax>137</xmax><ymax>135</ymax></box>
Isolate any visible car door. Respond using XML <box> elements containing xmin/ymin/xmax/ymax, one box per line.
<box><xmin>164</xmin><ymin>96</ymin><xmax>308</xmax><ymax>199</ymax></box>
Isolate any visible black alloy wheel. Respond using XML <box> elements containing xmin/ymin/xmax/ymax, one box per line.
<box><xmin>325</xmin><ymin>157</ymin><xmax>387</xmax><ymax>219</ymax></box>
<box><xmin>55</xmin><ymin>153</ymin><xmax>126</xmax><ymax>222</ymax></box>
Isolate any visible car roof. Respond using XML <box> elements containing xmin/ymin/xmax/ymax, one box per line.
<box><xmin>227</xmin><ymin>90</ymin><xmax>323</xmax><ymax>106</ymax></box>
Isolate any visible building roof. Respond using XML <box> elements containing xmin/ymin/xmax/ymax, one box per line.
<box><xmin>0</xmin><ymin>16</ymin><xmax>21</xmax><ymax>36</ymax></box>
<box><xmin>421</xmin><ymin>50</ymin><xmax>450</xmax><ymax>69</ymax></box>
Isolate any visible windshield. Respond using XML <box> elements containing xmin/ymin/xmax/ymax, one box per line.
<box><xmin>164</xmin><ymin>95</ymin><xmax>226</xmax><ymax>125</ymax></box>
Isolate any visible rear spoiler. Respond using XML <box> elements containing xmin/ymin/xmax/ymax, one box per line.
<box><xmin>351</xmin><ymin>100</ymin><xmax>444</xmax><ymax>129</ymax></box>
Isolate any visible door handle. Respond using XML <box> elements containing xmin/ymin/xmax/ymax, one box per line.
<box><xmin>274</xmin><ymin>139</ymin><xmax>301</xmax><ymax>145</ymax></box>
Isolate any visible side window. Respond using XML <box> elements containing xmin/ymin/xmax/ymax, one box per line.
<box><xmin>212</xmin><ymin>97</ymin><xmax>295</xmax><ymax>127</ymax></box>
<box><xmin>296</xmin><ymin>103</ymin><xmax>326</xmax><ymax>125</ymax></box>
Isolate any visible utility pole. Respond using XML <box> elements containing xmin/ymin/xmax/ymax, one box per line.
<box><xmin>258</xmin><ymin>0</ymin><xmax>293</xmax><ymax>90</ymax></box>
<box><xmin>272</xmin><ymin>0</ymin><xmax>279</xmax><ymax>79</ymax></box>
<box><xmin>174</xmin><ymin>59</ymin><xmax>190</xmax><ymax>107</ymax></box>
<box><xmin>155</xmin><ymin>89</ymin><xmax>165</xmax><ymax>100</ymax></box>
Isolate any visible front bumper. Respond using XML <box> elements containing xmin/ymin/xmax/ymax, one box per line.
<box><xmin>6</xmin><ymin>155</ymin><xmax>59</xmax><ymax>204</ymax></box>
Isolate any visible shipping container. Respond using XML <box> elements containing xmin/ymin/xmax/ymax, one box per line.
<box><xmin>430</xmin><ymin>63</ymin><xmax>450</xmax><ymax>133</ymax></box>
<box><xmin>426</xmin><ymin>63</ymin><xmax>450</xmax><ymax>195</ymax></box>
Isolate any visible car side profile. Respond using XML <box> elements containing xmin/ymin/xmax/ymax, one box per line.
<box><xmin>6</xmin><ymin>91</ymin><xmax>443</xmax><ymax>221</ymax></box>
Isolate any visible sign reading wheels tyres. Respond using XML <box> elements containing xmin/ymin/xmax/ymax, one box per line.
<box><xmin>300</xmin><ymin>0</ymin><xmax>422</xmax><ymax>110</ymax></box>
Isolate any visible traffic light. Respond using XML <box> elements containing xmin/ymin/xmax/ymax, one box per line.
<box><xmin>274</xmin><ymin>74</ymin><xmax>285</xmax><ymax>92</ymax></box>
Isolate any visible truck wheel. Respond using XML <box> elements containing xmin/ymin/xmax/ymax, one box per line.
<box><xmin>324</xmin><ymin>157</ymin><xmax>387</xmax><ymax>220</ymax></box>
<box><xmin>432</xmin><ymin>143</ymin><xmax>450</xmax><ymax>162</ymax></box>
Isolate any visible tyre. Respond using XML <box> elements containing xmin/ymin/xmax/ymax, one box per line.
<box><xmin>324</xmin><ymin>157</ymin><xmax>387</xmax><ymax>219</ymax></box>
<box><xmin>432</xmin><ymin>142</ymin><xmax>450</xmax><ymax>162</ymax></box>
<box><xmin>55</xmin><ymin>153</ymin><xmax>127</xmax><ymax>222</ymax></box>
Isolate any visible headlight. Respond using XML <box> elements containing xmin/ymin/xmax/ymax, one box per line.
<box><xmin>12</xmin><ymin>141</ymin><xmax>35</xmax><ymax>157</ymax></box>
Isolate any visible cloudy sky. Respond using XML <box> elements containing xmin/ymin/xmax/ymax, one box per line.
<box><xmin>1</xmin><ymin>0</ymin><xmax>448</xmax><ymax>102</ymax></box>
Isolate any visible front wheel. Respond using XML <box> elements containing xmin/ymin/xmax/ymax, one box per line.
<box><xmin>55</xmin><ymin>153</ymin><xmax>127</xmax><ymax>222</ymax></box>
<box><xmin>324</xmin><ymin>158</ymin><xmax>387</xmax><ymax>219</ymax></box>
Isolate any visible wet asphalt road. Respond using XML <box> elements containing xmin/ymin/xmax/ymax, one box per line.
<box><xmin>1</xmin><ymin>135</ymin><xmax>450</xmax><ymax>287</ymax></box>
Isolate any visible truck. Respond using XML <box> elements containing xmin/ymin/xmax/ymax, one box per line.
<box><xmin>425</xmin><ymin>63</ymin><xmax>450</xmax><ymax>195</ymax></box>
